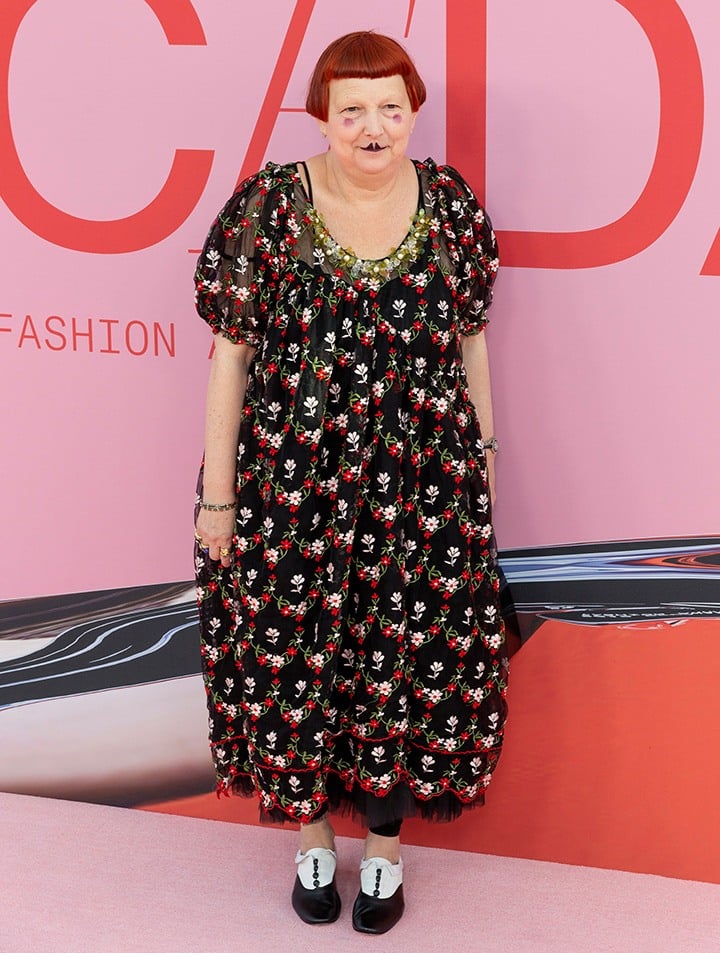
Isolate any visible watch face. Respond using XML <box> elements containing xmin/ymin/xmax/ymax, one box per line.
<box><xmin>485</xmin><ymin>437</ymin><xmax>498</xmax><ymax>453</ymax></box>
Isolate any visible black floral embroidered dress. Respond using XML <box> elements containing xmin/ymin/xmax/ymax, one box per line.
<box><xmin>194</xmin><ymin>158</ymin><xmax>508</xmax><ymax>826</ymax></box>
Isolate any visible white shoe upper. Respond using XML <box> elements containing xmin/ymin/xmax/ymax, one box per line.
<box><xmin>294</xmin><ymin>847</ymin><xmax>337</xmax><ymax>889</ymax></box>
<box><xmin>359</xmin><ymin>856</ymin><xmax>404</xmax><ymax>899</ymax></box>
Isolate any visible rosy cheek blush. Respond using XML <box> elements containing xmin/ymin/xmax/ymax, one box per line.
<box><xmin>392</xmin><ymin>114</ymin><xmax>403</xmax><ymax>123</ymax></box>
<box><xmin>342</xmin><ymin>117</ymin><xmax>356</xmax><ymax>127</ymax></box>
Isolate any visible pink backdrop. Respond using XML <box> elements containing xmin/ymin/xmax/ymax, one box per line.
<box><xmin>4</xmin><ymin>0</ymin><xmax>720</xmax><ymax>887</ymax></box>
<box><xmin>1</xmin><ymin>0</ymin><xmax>719</xmax><ymax>602</ymax></box>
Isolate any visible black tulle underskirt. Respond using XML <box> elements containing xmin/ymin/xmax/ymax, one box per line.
<box><xmin>222</xmin><ymin>770</ymin><xmax>485</xmax><ymax>828</ymax></box>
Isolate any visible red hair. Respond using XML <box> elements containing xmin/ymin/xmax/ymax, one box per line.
<box><xmin>305</xmin><ymin>31</ymin><xmax>426</xmax><ymax>121</ymax></box>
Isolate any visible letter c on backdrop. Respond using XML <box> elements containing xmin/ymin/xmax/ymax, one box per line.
<box><xmin>0</xmin><ymin>0</ymin><xmax>214</xmax><ymax>254</ymax></box>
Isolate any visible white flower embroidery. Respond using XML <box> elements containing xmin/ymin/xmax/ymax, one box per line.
<box><xmin>425</xmin><ymin>484</ymin><xmax>440</xmax><ymax>504</ymax></box>
<box><xmin>446</xmin><ymin>547</ymin><xmax>461</xmax><ymax>566</ymax></box>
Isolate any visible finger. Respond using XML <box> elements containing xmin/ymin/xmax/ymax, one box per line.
<box><xmin>205</xmin><ymin>543</ymin><xmax>233</xmax><ymax>565</ymax></box>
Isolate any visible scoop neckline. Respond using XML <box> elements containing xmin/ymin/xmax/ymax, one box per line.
<box><xmin>296</xmin><ymin>159</ymin><xmax>425</xmax><ymax>266</ymax></box>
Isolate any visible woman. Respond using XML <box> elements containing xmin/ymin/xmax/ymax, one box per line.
<box><xmin>193</xmin><ymin>31</ymin><xmax>508</xmax><ymax>934</ymax></box>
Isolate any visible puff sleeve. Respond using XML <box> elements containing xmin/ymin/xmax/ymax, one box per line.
<box><xmin>194</xmin><ymin>171</ymin><xmax>279</xmax><ymax>348</ymax></box>
<box><xmin>436</xmin><ymin>164</ymin><xmax>499</xmax><ymax>336</ymax></box>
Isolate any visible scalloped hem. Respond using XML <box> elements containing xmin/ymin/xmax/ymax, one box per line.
<box><xmin>217</xmin><ymin>769</ymin><xmax>487</xmax><ymax>828</ymax></box>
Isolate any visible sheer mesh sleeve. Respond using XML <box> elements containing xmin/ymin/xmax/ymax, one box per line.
<box><xmin>435</xmin><ymin>164</ymin><xmax>499</xmax><ymax>336</ymax></box>
<box><xmin>194</xmin><ymin>172</ymin><xmax>278</xmax><ymax>348</ymax></box>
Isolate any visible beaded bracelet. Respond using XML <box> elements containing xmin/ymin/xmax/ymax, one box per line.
<box><xmin>199</xmin><ymin>501</ymin><xmax>237</xmax><ymax>511</ymax></box>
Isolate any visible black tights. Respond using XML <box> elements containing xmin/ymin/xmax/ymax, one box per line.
<box><xmin>368</xmin><ymin>819</ymin><xmax>403</xmax><ymax>837</ymax></box>
<box><xmin>307</xmin><ymin>809</ymin><xmax>402</xmax><ymax>838</ymax></box>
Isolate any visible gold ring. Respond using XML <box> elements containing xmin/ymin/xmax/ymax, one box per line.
<box><xmin>219</xmin><ymin>547</ymin><xmax>231</xmax><ymax>557</ymax></box>
<box><xmin>194</xmin><ymin>532</ymin><xmax>204</xmax><ymax>544</ymax></box>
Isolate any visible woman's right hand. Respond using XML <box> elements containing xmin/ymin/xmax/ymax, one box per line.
<box><xmin>196</xmin><ymin>336</ymin><xmax>254</xmax><ymax>570</ymax></box>
<box><xmin>195</xmin><ymin>507</ymin><xmax>236</xmax><ymax>568</ymax></box>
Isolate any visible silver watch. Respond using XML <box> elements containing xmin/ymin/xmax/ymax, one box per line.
<box><xmin>482</xmin><ymin>436</ymin><xmax>499</xmax><ymax>453</ymax></box>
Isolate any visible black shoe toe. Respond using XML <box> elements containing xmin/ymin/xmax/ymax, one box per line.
<box><xmin>352</xmin><ymin>884</ymin><xmax>405</xmax><ymax>934</ymax></box>
<box><xmin>291</xmin><ymin>875</ymin><xmax>341</xmax><ymax>925</ymax></box>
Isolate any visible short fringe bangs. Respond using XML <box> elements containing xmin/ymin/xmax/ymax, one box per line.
<box><xmin>306</xmin><ymin>31</ymin><xmax>426</xmax><ymax>119</ymax></box>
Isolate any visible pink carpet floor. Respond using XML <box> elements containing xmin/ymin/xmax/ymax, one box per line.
<box><xmin>2</xmin><ymin>792</ymin><xmax>719</xmax><ymax>953</ymax></box>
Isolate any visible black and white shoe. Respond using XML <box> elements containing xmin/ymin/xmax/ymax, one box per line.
<box><xmin>291</xmin><ymin>847</ymin><xmax>341</xmax><ymax>925</ymax></box>
<box><xmin>352</xmin><ymin>856</ymin><xmax>404</xmax><ymax>934</ymax></box>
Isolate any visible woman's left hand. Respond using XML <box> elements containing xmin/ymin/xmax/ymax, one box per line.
<box><xmin>195</xmin><ymin>507</ymin><xmax>235</xmax><ymax>568</ymax></box>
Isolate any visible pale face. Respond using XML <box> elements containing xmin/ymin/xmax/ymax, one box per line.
<box><xmin>320</xmin><ymin>75</ymin><xmax>418</xmax><ymax>176</ymax></box>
